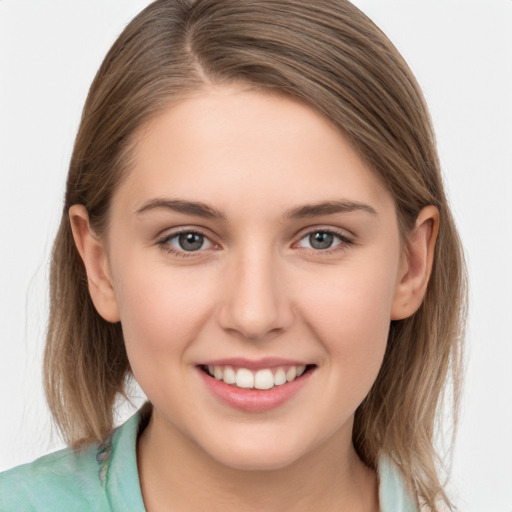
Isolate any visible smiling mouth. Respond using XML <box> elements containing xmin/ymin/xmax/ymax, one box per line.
<box><xmin>199</xmin><ymin>364</ymin><xmax>316</xmax><ymax>390</ymax></box>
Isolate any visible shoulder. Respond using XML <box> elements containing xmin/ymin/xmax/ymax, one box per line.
<box><xmin>0</xmin><ymin>407</ymin><xmax>148</xmax><ymax>512</ymax></box>
<box><xmin>0</xmin><ymin>441</ymin><xmax>110</xmax><ymax>511</ymax></box>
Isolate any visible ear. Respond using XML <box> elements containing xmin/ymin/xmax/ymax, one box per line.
<box><xmin>69</xmin><ymin>205</ymin><xmax>121</xmax><ymax>323</ymax></box>
<box><xmin>391</xmin><ymin>206</ymin><xmax>439</xmax><ymax>320</ymax></box>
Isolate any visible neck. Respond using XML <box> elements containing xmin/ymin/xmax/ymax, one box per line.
<box><xmin>137</xmin><ymin>409</ymin><xmax>378</xmax><ymax>512</ymax></box>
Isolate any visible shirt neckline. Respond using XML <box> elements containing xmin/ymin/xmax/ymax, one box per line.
<box><xmin>103</xmin><ymin>407</ymin><xmax>417</xmax><ymax>512</ymax></box>
<box><xmin>103</xmin><ymin>409</ymin><xmax>147</xmax><ymax>511</ymax></box>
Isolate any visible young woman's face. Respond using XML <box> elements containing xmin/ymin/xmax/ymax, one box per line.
<box><xmin>105</xmin><ymin>85</ymin><xmax>407</xmax><ymax>470</ymax></box>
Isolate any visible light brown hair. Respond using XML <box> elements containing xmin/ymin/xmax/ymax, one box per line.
<box><xmin>44</xmin><ymin>1</ymin><xmax>466</xmax><ymax>509</ymax></box>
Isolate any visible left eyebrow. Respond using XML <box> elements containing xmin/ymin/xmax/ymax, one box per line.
<box><xmin>284</xmin><ymin>200</ymin><xmax>377</xmax><ymax>219</ymax></box>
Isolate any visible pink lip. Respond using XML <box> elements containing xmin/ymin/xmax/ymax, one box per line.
<box><xmin>199</xmin><ymin>357</ymin><xmax>308</xmax><ymax>370</ymax></box>
<box><xmin>197</xmin><ymin>364</ymin><xmax>314</xmax><ymax>413</ymax></box>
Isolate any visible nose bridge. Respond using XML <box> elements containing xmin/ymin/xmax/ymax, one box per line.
<box><xmin>217</xmin><ymin>243</ymin><xmax>292</xmax><ymax>340</ymax></box>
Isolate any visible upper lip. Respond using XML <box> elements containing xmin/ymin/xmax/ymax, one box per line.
<box><xmin>198</xmin><ymin>357</ymin><xmax>311</xmax><ymax>370</ymax></box>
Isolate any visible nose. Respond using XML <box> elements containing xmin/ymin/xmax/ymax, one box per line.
<box><xmin>216</xmin><ymin>250</ymin><xmax>294</xmax><ymax>341</ymax></box>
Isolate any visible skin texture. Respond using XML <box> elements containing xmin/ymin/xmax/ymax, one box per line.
<box><xmin>70</xmin><ymin>85</ymin><xmax>438</xmax><ymax>511</ymax></box>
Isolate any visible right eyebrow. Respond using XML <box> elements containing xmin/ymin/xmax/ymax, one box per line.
<box><xmin>135</xmin><ymin>198</ymin><xmax>226</xmax><ymax>220</ymax></box>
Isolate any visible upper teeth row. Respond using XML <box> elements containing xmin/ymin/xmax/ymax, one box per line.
<box><xmin>207</xmin><ymin>365</ymin><xmax>306</xmax><ymax>390</ymax></box>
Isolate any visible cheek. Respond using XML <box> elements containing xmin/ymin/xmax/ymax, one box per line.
<box><xmin>296</xmin><ymin>255</ymin><xmax>399</xmax><ymax>377</ymax></box>
<box><xmin>112</xmin><ymin>260</ymin><xmax>221</xmax><ymax>409</ymax></box>
<box><xmin>112</xmin><ymin>259</ymin><xmax>215</xmax><ymax>358</ymax></box>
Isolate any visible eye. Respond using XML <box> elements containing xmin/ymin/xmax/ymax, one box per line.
<box><xmin>159</xmin><ymin>230</ymin><xmax>214</xmax><ymax>254</ymax></box>
<box><xmin>296</xmin><ymin>230</ymin><xmax>350</xmax><ymax>251</ymax></box>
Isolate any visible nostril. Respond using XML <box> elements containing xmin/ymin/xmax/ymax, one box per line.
<box><xmin>215</xmin><ymin>277</ymin><xmax>294</xmax><ymax>341</ymax></box>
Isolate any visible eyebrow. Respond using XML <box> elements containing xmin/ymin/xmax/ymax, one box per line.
<box><xmin>135</xmin><ymin>198</ymin><xmax>377</xmax><ymax>220</ymax></box>
<box><xmin>135</xmin><ymin>199</ymin><xmax>226</xmax><ymax>219</ymax></box>
<box><xmin>284</xmin><ymin>200</ymin><xmax>377</xmax><ymax>219</ymax></box>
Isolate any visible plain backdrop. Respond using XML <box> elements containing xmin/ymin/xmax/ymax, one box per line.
<box><xmin>1</xmin><ymin>1</ymin><xmax>511</xmax><ymax>510</ymax></box>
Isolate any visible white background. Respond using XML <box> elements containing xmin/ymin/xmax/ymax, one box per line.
<box><xmin>0</xmin><ymin>1</ymin><xmax>511</xmax><ymax>510</ymax></box>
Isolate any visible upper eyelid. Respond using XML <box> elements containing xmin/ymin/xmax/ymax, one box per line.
<box><xmin>157</xmin><ymin>226</ymin><xmax>214</xmax><ymax>242</ymax></box>
<box><xmin>293</xmin><ymin>225</ymin><xmax>354</xmax><ymax>242</ymax></box>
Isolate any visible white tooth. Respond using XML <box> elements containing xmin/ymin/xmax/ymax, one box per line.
<box><xmin>296</xmin><ymin>365</ymin><xmax>306</xmax><ymax>377</ymax></box>
<box><xmin>208</xmin><ymin>365</ymin><xmax>214</xmax><ymax>376</ymax></box>
<box><xmin>223</xmin><ymin>366</ymin><xmax>236</xmax><ymax>385</ymax></box>
<box><xmin>286</xmin><ymin>366</ymin><xmax>297</xmax><ymax>382</ymax></box>
<box><xmin>274</xmin><ymin>368</ymin><xmax>287</xmax><ymax>386</ymax></box>
<box><xmin>214</xmin><ymin>366</ymin><xmax>223</xmax><ymax>380</ymax></box>
<box><xmin>254</xmin><ymin>369</ymin><xmax>274</xmax><ymax>390</ymax></box>
<box><xmin>236</xmin><ymin>368</ymin><xmax>254</xmax><ymax>388</ymax></box>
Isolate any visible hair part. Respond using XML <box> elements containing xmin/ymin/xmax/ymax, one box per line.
<box><xmin>44</xmin><ymin>1</ymin><xmax>467</xmax><ymax>509</ymax></box>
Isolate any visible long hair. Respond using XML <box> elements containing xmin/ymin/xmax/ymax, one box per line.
<box><xmin>44</xmin><ymin>1</ymin><xmax>467</xmax><ymax>509</ymax></box>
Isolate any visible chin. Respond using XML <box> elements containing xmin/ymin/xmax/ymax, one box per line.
<box><xmin>201</xmin><ymin>433</ymin><xmax>310</xmax><ymax>472</ymax></box>
<box><xmin>213</xmin><ymin>450</ymin><xmax>301</xmax><ymax>472</ymax></box>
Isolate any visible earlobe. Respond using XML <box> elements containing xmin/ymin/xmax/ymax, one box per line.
<box><xmin>69</xmin><ymin>205</ymin><xmax>121</xmax><ymax>323</ymax></box>
<box><xmin>391</xmin><ymin>206</ymin><xmax>439</xmax><ymax>321</ymax></box>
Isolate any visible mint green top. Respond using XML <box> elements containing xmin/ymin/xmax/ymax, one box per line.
<box><xmin>0</xmin><ymin>410</ymin><xmax>418</xmax><ymax>511</ymax></box>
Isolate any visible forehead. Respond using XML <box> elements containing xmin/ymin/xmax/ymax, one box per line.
<box><xmin>117</xmin><ymin>85</ymin><xmax>395</xmax><ymax>219</ymax></box>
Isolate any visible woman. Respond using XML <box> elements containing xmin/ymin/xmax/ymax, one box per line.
<box><xmin>0</xmin><ymin>1</ymin><xmax>466</xmax><ymax>510</ymax></box>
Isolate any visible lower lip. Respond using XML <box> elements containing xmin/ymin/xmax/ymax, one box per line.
<box><xmin>197</xmin><ymin>368</ymin><xmax>313</xmax><ymax>412</ymax></box>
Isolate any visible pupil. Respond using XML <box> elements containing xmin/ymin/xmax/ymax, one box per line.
<box><xmin>309</xmin><ymin>232</ymin><xmax>333</xmax><ymax>250</ymax></box>
<box><xmin>179</xmin><ymin>233</ymin><xmax>203</xmax><ymax>251</ymax></box>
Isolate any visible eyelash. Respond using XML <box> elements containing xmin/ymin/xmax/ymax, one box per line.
<box><xmin>157</xmin><ymin>228</ymin><xmax>213</xmax><ymax>258</ymax></box>
<box><xmin>156</xmin><ymin>227</ymin><xmax>354</xmax><ymax>258</ymax></box>
<box><xmin>294</xmin><ymin>228</ymin><xmax>354</xmax><ymax>255</ymax></box>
